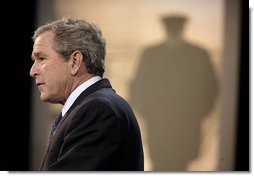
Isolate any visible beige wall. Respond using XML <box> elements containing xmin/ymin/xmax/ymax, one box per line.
<box><xmin>53</xmin><ymin>0</ymin><xmax>223</xmax><ymax>171</ymax></box>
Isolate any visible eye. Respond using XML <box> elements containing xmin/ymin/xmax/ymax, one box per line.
<box><xmin>38</xmin><ymin>57</ymin><xmax>45</xmax><ymax>61</ymax></box>
<box><xmin>34</xmin><ymin>57</ymin><xmax>47</xmax><ymax>63</ymax></box>
<box><xmin>32</xmin><ymin>52</ymin><xmax>47</xmax><ymax>62</ymax></box>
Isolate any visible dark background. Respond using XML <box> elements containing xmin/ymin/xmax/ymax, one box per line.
<box><xmin>233</xmin><ymin>0</ymin><xmax>249</xmax><ymax>171</ymax></box>
<box><xmin>0</xmin><ymin>0</ymin><xmax>36</xmax><ymax>171</ymax></box>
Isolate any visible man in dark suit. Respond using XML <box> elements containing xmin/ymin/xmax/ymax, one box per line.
<box><xmin>29</xmin><ymin>16</ymin><xmax>144</xmax><ymax>171</ymax></box>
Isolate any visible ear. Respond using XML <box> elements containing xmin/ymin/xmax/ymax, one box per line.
<box><xmin>70</xmin><ymin>51</ymin><xmax>83</xmax><ymax>75</ymax></box>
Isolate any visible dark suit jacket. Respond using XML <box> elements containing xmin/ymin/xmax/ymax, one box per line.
<box><xmin>40</xmin><ymin>78</ymin><xmax>144</xmax><ymax>171</ymax></box>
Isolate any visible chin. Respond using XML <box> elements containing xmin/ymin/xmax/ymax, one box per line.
<box><xmin>40</xmin><ymin>94</ymin><xmax>50</xmax><ymax>102</ymax></box>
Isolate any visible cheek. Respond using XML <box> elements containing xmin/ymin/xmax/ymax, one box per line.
<box><xmin>56</xmin><ymin>65</ymin><xmax>69</xmax><ymax>80</ymax></box>
<box><xmin>43</xmin><ymin>62</ymin><xmax>70</xmax><ymax>89</ymax></box>
<box><xmin>42</xmin><ymin>65</ymin><xmax>59</xmax><ymax>90</ymax></box>
<box><xmin>52</xmin><ymin>67</ymin><xmax>70</xmax><ymax>89</ymax></box>
<box><xmin>43</xmin><ymin>62</ymin><xmax>62</xmax><ymax>79</ymax></box>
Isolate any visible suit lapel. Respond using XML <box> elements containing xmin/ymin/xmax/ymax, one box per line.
<box><xmin>65</xmin><ymin>78</ymin><xmax>112</xmax><ymax>118</ymax></box>
<box><xmin>42</xmin><ymin>78</ymin><xmax>113</xmax><ymax>168</ymax></box>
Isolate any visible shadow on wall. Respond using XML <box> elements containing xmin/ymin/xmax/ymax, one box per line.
<box><xmin>130</xmin><ymin>14</ymin><xmax>218</xmax><ymax>171</ymax></box>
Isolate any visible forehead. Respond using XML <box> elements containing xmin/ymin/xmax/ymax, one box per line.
<box><xmin>32</xmin><ymin>32</ymin><xmax>55</xmax><ymax>57</ymax></box>
<box><xmin>34</xmin><ymin>31</ymin><xmax>54</xmax><ymax>48</ymax></box>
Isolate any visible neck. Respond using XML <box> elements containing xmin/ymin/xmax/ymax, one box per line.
<box><xmin>71</xmin><ymin>74</ymin><xmax>95</xmax><ymax>92</ymax></box>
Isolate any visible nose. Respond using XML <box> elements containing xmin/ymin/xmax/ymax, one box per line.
<box><xmin>30</xmin><ymin>62</ymin><xmax>38</xmax><ymax>77</ymax></box>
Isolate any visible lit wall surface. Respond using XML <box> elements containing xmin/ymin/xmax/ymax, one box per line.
<box><xmin>53</xmin><ymin>0</ymin><xmax>223</xmax><ymax>171</ymax></box>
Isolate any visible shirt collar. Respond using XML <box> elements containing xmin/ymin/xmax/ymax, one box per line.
<box><xmin>62</xmin><ymin>76</ymin><xmax>102</xmax><ymax>116</ymax></box>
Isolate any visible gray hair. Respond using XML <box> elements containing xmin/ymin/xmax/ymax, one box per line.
<box><xmin>32</xmin><ymin>16</ymin><xmax>106</xmax><ymax>77</ymax></box>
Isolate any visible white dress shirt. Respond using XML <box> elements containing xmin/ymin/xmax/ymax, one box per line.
<box><xmin>62</xmin><ymin>76</ymin><xmax>102</xmax><ymax>116</ymax></box>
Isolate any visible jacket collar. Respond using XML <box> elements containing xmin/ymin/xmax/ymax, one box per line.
<box><xmin>45</xmin><ymin>78</ymin><xmax>113</xmax><ymax>152</ymax></box>
<box><xmin>65</xmin><ymin>78</ymin><xmax>112</xmax><ymax>118</ymax></box>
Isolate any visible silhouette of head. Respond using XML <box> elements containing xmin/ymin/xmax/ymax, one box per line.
<box><xmin>162</xmin><ymin>15</ymin><xmax>187</xmax><ymax>38</ymax></box>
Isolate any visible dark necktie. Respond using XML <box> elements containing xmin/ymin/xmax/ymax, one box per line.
<box><xmin>49</xmin><ymin>112</ymin><xmax>62</xmax><ymax>140</ymax></box>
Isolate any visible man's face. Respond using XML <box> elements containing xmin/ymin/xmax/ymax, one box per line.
<box><xmin>30</xmin><ymin>31</ymin><xmax>72</xmax><ymax>104</ymax></box>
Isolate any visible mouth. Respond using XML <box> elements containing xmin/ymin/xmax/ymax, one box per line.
<box><xmin>36</xmin><ymin>82</ymin><xmax>45</xmax><ymax>87</ymax></box>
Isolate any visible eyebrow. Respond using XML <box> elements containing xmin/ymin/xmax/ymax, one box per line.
<box><xmin>31</xmin><ymin>52</ymin><xmax>47</xmax><ymax>61</ymax></box>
